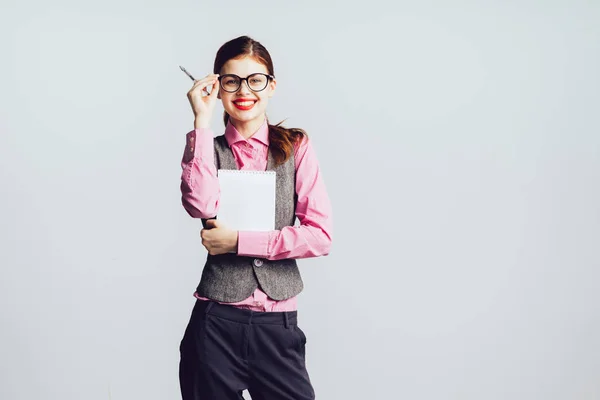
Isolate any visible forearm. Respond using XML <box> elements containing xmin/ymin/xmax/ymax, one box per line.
<box><xmin>235</xmin><ymin>135</ymin><xmax>334</xmax><ymax>260</ymax></box>
<box><xmin>180</xmin><ymin>128</ymin><xmax>219</xmax><ymax>218</ymax></box>
<box><xmin>237</xmin><ymin>224</ymin><xmax>332</xmax><ymax>260</ymax></box>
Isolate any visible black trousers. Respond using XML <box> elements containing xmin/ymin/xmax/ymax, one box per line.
<box><xmin>179</xmin><ymin>300</ymin><xmax>315</xmax><ymax>400</ymax></box>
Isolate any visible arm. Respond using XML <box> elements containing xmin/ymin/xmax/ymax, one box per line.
<box><xmin>180</xmin><ymin>128</ymin><xmax>220</xmax><ymax>219</ymax></box>
<box><xmin>236</xmin><ymin>135</ymin><xmax>333</xmax><ymax>260</ymax></box>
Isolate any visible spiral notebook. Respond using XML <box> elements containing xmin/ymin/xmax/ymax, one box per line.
<box><xmin>217</xmin><ymin>169</ymin><xmax>276</xmax><ymax>231</ymax></box>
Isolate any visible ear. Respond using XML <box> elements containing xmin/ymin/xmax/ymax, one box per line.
<box><xmin>268</xmin><ymin>77</ymin><xmax>277</xmax><ymax>98</ymax></box>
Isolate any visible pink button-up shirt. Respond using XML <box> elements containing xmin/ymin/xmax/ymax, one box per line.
<box><xmin>180</xmin><ymin>119</ymin><xmax>332</xmax><ymax>312</ymax></box>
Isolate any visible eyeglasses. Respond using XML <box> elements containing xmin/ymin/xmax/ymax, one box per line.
<box><xmin>218</xmin><ymin>73</ymin><xmax>274</xmax><ymax>93</ymax></box>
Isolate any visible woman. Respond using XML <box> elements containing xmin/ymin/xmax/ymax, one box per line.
<box><xmin>178</xmin><ymin>35</ymin><xmax>333</xmax><ymax>400</ymax></box>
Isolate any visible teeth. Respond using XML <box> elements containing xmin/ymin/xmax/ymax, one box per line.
<box><xmin>235</xmin><ymin>101</ymin><xmax>255</xmax><ymax>106</ymax></box>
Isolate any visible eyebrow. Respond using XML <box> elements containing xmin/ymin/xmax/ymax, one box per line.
<box><xmin>221</xmin><ymin>73</ymin><xmax>268</xmax><ymax>77</ymax></box>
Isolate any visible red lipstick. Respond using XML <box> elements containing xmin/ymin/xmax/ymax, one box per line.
<box><xmin>233</xmin><ymin>98</ymin><xmax>257</xmax><ymax>111</ymax></box>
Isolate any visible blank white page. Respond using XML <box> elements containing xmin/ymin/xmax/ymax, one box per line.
<box><xmin>217</xmin><ymin>169</ymin><xmax>276</xmax><ymax>231</ymax></box>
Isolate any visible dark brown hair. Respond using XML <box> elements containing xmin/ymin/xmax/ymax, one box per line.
<box><xmin>213</xmin><ymin>35</ymin><xmax>307</xmax><ymax>166</ymax></box>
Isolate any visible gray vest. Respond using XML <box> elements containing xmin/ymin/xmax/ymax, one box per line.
<box><xmin>195</xmin><ymin>135</ymin><xmax>304</xmax><ymax>302</ymax></box>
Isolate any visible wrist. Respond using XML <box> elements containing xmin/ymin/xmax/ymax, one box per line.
<box><xmin>194</xmin><ymin>117</ymin><xmax>211</xmax><ymax>130</ymax></box>
<box><xmin>230</xmin><ymin>230</ymin><xmax>239</xmax><ymax>253</ymax></box>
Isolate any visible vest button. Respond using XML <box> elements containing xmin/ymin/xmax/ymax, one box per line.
<box><xmin>253</xmin><ymin>258</ymin><xmax>263</xmax><ymax>267</ymax></box>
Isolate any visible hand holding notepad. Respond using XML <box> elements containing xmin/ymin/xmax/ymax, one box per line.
<box><xmin>216</xmin><ymin>169</ymin><xmax>276</xmax><ymax>231</ymax></box>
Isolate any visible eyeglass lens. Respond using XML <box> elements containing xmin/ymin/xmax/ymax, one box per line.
<box><xmin>220</xmin><ymin>74</ymin><xmax>269</xmax><ymax>92</ymax></box>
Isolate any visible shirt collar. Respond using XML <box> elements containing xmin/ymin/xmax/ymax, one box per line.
<box><xmin>224</xmin><ymin>118</ymin><xmax>269</xmax><ymax>147</ymax></box>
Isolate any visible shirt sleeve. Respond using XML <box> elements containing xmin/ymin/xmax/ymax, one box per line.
<box><xmin>180</xmin><ymin>128</ymin><xmax>220</xmax><ymax>219</ymax></box>
<box><xmin>237</xmin><ymin>135</ymin><xmax>333</xmax><ymax>260</ymax></box>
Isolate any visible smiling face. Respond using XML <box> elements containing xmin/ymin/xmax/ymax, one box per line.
<box><xmin>218</xmin><ymin>56</ymin><xmax>276</xmax><ymax>127</ymax></box>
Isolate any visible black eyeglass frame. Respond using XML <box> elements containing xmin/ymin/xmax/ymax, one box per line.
<box><xmin>217</xmin><ymin>73</ymin><xmax>275</xmax><ymax>93</ymax></box>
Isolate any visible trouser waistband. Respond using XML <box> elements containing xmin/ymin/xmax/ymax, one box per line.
<box><xmin>194</xmin><ymin>299</ymin><xmax>298</xmax><ymax>327</ymax></box>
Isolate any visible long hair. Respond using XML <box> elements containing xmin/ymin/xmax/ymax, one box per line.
<box><xmin>213</xmin><ymin>35</ymin><xmax>306</xmax><ymax>166</ymax></box>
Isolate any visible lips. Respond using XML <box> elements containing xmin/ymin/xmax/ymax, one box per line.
<box><xmin>233</xmin><ymin>99</ymin><xmax>257</xmax><ymax>111</ymax></box>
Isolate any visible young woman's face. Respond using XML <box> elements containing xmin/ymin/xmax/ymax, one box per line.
<box><xmin>218</xmin><ymin>57</ymin><xmax>276</xmax><ymax>125</ymax></box>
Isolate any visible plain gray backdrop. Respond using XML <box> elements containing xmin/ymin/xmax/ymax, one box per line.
<box><xmin>1</xmin><ymin>0</ymin><xmax>599</xmax><ymax>399</ymax></box>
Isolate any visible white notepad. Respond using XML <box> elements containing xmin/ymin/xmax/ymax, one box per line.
<box><xmin>217</xmin><ymin>169</ymin><xmax>276</xmax><ymax>231</ymax></box>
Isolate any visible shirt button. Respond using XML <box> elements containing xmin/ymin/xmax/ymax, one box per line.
<box><xmin>253</xmin><ymin>258</ymin><xmax>263</xmax><ymax>267</ymax></box>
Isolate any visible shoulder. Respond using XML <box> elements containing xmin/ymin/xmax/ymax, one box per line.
<box><xmin>292</xmin><ymin>132</ymin><xmax>311</xmax><ymax>159</ymax></box>
<box><xmin>292</xmin><ymin>133</ymin><xmax>321</xmax><ymax>172</ymax></box>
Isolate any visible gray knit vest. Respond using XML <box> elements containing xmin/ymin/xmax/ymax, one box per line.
<box><xmin>195</xmin><ymin>135</ymin><xmax>304</xmax><ymax>302</ymax></box>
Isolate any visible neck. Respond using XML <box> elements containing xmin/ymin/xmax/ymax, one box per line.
<box><xmin>229</xmin><ymin>115</ymin><xmax>266</xmax><ymax>139</ymax></box>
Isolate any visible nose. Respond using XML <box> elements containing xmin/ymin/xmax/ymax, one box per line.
<box><xmin>236</xmin><ymin>78</ymin><xmax>252</xmax><ymax>94</ymax></box>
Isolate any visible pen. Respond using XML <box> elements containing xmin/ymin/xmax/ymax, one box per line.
<box><xmin>179</xmin><ymin>65</ymin><xmax>195</xmax><ymax>81</ymax></box>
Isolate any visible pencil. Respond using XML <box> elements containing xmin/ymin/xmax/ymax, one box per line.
<box><xmin>179</xmin><ymin>65</ymin><xmax>195</xmax><ymax>81</ymax></box>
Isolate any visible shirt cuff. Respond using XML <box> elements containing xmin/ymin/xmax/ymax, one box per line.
<box><xmin>237</xmin><ymin>231</ymin><xmax>271</xmax><ymax>258</ymax></box>
<box><xmin>184</xmin><ymin>128</ymin><xmax>214</xmax><ymax>163</ymax></box>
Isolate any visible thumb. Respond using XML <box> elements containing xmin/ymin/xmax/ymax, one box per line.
<box><xmin>210</xmin><ymin>77</ymin><xmax>220</xmax><ymax>99</ymax></box>
<box><xmin>205</xmin><ymin>218</ymin><xmax>220</xmax><ymax>229</ymax></box>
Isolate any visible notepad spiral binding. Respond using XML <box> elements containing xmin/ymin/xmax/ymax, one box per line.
<box><xmin>217</xmin><ymin>169</ymin><xmax>276</xmax><ymax>175</ymax></box>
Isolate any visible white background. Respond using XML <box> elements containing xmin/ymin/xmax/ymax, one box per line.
<box><xmin>1</xmin><ymin>1</ymin><xmax>599</xmax><ymax>399</ymax></box>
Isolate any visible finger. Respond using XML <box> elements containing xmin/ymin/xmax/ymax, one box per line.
<box><xmin>197</xmin><ymin>73</ymin><xmax>218</xmax><ymax>82</ymax></box>
<box><xmin>189</xmin><ymin>81</ymin><xmax>211</xmax><ymax>95</ymax></box>
<box><xmin>209</xmin><ymin>75</ymin><xmax>220</xmax><ymax>98</ymax></box>
<box><xmin>194</xmin><ymin>73</ymin><xmax>218</xmax><ymax>86</ymax></box>
<box><xmin>202</xmin><ymin>75</ymin><xmax>219</xmax><ymax>97</ymax></box>
<box><xmin>188</xmin><ymin>82</ymin><xmax>210</xmax><ymax>98</ymax></box>
<box><xmin>206</xmin><ymin>219</ymin><xmax>222</xmax><ymax>229</ymax></box>
<box><xmin>201</xmin><ymin>230</ymin><xmax>214</xmax><ymax>240</ymax></box>
<box><xmin>189</xmin><ymin>75</ymin><xmax>218</xmax><ymax>91</ymax></box>
<box><xmin>190</xmin><ymin>76</ymin><xmax>213</xmax><ymax>88</ymax></box>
